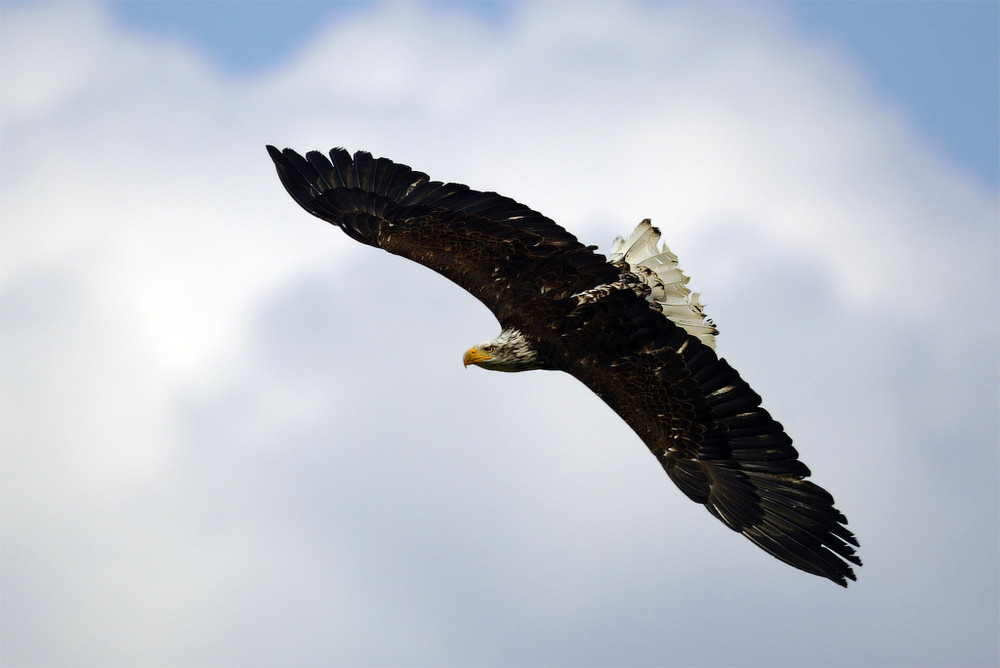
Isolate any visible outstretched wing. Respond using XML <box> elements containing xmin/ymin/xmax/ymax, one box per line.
<box><xmin>267</xmin><ymin>146</ymin><xmax>618</xmax><ymax>325</ymax></box>
<box><xmin>561</xmin><ymin>289</ymin><xmax>861</xmax><ymax>586</ymax></box>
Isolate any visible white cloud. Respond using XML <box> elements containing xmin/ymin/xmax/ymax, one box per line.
<box><xmin>2</xmin><ymin>2</ymin><xmax>997</xmax><ymax>666</ymax></box>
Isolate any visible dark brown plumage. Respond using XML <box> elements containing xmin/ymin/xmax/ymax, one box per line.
<box><xmin>267</xmin><ymin>145</ymin><xmax>861</xmax><ymax>586</ymax></box>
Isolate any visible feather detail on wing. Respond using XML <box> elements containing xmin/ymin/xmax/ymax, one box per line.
<box><xmin>561</xmin><ymin>291</ymin><xmax>860</xmax><ymax>586</ymax></box>
<box><xmin>611</xmin><ymin>219</ymin><xmax>718</xmax><ymax>348</ymax></box>
<box><xmin>267</xmin><ymin>146</ymin><xmax>619</xmax><ymax>323</ymax></box>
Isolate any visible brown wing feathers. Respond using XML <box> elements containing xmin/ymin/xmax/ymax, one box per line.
<box><xmin>268</xmin><ymin>146</ymin><xmax>860</xmax><ymax>586</ymax></box>
<box><xmin>653</xmin><ymin>319</ymin><xmax>859</xmax><ymax>584</ymax></box>
<box><xmin>268</xmin><ymin>145</ymin><xmax>581</xmax><ymax>245</ymax></box>
<box><xmin>555</xmin><ymin>279</ymin><xmax>860</xmax><ymax>585</ymax></box>
<box><xmin>267</xmin><ymin>146</ymin><xmax>616</xmax><ymax>317</ymax></box>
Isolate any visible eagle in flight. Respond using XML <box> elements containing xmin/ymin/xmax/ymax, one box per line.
<box><xmin>267</xmin><ymin>146</ymin><xmax>861</xmax><ymax>587</ymax></box>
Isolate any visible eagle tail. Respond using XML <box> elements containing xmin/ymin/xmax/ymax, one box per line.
<box><xmin>611</xmin><ymin>219</ymin><xmax>718</xmax><ymax>348</ymax></box>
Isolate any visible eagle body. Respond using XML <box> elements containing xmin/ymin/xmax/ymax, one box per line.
<box><xmin>267</xmin><ymin>145</ymin><xmax>861</xmax><ymax>587</ymax></box>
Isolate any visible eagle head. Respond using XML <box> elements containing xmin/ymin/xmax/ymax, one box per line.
<box><xmin>463</xmin><ymin>328</ymin><xmax>541</xmax><ymax>372</ymax></box>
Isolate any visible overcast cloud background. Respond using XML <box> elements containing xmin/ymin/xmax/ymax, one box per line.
<box><xmin>2</xmin><ymin>2</ymin><xmax>998</xmax><ymax>666</ymax></box>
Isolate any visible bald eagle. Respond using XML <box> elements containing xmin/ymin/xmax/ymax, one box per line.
<box><xmin>267</xmin><ymin>145</ymin><xmax>861</xmax><ymax>587</ymax></box>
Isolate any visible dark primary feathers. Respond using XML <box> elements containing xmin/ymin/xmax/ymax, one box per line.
<box><xmin>267</xmin><ymin>145</ymin><xmax>861</xmax><ymax>587</ymax></box>
<box><xmin>266</xmin><ymin>145</ymin><xmax>615</xmax><ymax>324</ymax></box>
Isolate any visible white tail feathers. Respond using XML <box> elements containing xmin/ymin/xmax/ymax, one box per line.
<box><xmin>610</xmin><ymin>219</ymin><xmax>718</xmax><ymax>349</ymax></box>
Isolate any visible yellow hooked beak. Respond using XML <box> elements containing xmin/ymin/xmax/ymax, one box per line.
<box><xmin>463</xmin><ymin>347</ymin><xmax>493</xmax><ymax>367</ymax></box>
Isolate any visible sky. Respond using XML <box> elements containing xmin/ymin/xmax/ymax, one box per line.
<box><xmin>1</xmin><ymin>1</ymin><xmax>998</xmax><ymax>666</ymax></box>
